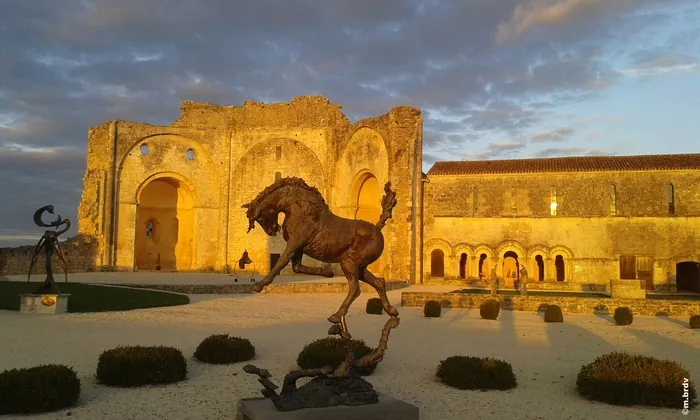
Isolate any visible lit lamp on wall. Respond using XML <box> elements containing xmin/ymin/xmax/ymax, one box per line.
<box><xmin>232</xmin><ymin>249</ymin><xmax>255</xmax><ymax>282</ymax></box>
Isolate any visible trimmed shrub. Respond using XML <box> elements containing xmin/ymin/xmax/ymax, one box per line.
<box><xmin>480</xmin><ymin>299</ymin><xmax>500</xmax><ymax>320</ymax></box>
<box><xmin>297</xmin><ymin>337</ymin><xmax>377</xmax><ymax>376</ymax></box>
<box><xmin>690</xmin><ymin>315</ymin><xmax>700</xmax><ymax>329</ymax></box>
<box><xmin>436</xmin><ymin>356</ymin><xmax>517</xmax><ymax>390</ymax></box>
<box><xmin>424</xmin><ymin>300</ymin><xmax>441</xmax><ymax>318</ymax></box>
<box><xmin>194</xmin><ymin>334</ymin><xmax>255</xmax><ymax>364</ymax></box>
<box><xmin>614</xmin><ymin>307</ymin><xmax>633</xmax><ymax>325</ymax></box>
<box><xmin>544</xmin><ymin>305</ymin><xmax>564</xmax><ymax>323</ymax></box>
<box><xmin>0</xmin><ymin>364</ymin><xmax>80</xmax><ymax>415</ymax></box>
<box><xmin>576</xmin><ymin>351</ymin><xmax>698</xmax><ymax>409</ymax></box>
<box><xmin>365</xmin><ymin>298</ymin><xmax>383</xmax><ymax>315</ymax></box>
<box><xmin>96</xmin><ymin>345</ymin><xmax>187</xmax><ymax>387</ymax></box>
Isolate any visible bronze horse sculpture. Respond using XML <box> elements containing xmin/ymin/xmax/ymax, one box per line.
<box><xmin>241</xmin><ymin>177</ymin><xmax>403</xmax><ymax>411</ymax></box>
<box><xmin>241</xmin><ymin>176</ymin><xmax>400</xmax><ymax>329</ymax></box>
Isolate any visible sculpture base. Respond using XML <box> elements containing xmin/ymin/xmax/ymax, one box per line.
<box><xmin>236</xmin><ymin>393</ymin><xmax>419</xmax><ymax>420</ymax></box>
<box><xmin>19</xmin><ymin>294</ymin><xmax>70</xmax><ymax>314</ymax></box>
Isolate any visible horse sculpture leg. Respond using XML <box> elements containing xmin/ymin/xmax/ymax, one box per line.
<box><xmin>291</xmin><ymin>251</ymin><xmax>335</xmax><ymax>278</ymax></box>
<box><xmin>328</xmin><ymin>259</ymin><xmax>362</xmax><ymax>324</ymax></box>
<box><xmin>251</xmin><ymin>247</ymin><xmax>296</xmax><ymax>293</ymax></box>
<box><xmin>362</xmin><ymin>268</ymin><xmax>399</xmax><ymax>318</ymax></box>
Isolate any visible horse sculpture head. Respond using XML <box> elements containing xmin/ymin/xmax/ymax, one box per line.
<box><xmin>241</xmin><ymin>200</ymin><xmax>280</xmax><ymax>236</ymax></box>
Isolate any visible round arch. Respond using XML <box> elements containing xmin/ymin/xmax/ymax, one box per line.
<box><xmin>550</xmin><ymin>245</ymin><xmax>575</xmax><ymax>282</ymax></box>
<box><xmin>473</xmin><ymin>244</ymin><xmax>496</xmax><ymax>279</ymax></box>
<box><xmin>527</xmin><ymin>244</ymin><xmax>550</xmax><ymax>282</ymax></box>
<box><xmin>350</xmin><ymin>169</ymin><xmax>384</xmax><ymax>273</ymax></box>
<box><xmin>424</xmin><ymin>238</ymin><xmax>453</xmax><ymax>279</ymax></box>
<box><xmin>453</xmin><ymin>243</ymin><xmax>475</xmax><ymax>280</ymax></box>
<box><xmin>136</xmin><ymin>172</ymin><xmax>198</xmax><ymax>205</ymax></box>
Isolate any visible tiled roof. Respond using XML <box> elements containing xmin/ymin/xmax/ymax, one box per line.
<box><xmin>427</xmin><ymin>153</ymin><xmax>700</xmax><ymax>176</ymax></box>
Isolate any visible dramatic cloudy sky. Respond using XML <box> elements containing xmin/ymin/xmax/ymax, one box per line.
<box><xmin>1</xmin><ymin>0</ymin><xmax>699</xmax><ymax>247</ymax></box>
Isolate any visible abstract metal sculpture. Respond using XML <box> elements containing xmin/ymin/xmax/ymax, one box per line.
<box><xmin>240</xmin><ymin>177</ymin><xmax>401</xmax><ymax>411</ymax></box>
<box><xmin>232</xmin><ymin>249</ymin><xmax>255</xmax><ymax>282</ymax></box>
<box><xmin>27</xmin><ymin>205</ymin><xmax>70</xmax><ymax>294</ymax></box>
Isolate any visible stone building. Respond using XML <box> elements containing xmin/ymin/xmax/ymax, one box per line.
<box><xmin>75</xmin><ymin>96</ymin><xmax>424</xmax><ymax>284</ymax></box>
<box><xmin>4</xmin><ymin>96</ymin><xmax>697</xmax><ymax>294</ymax></box>
<box><xmin>421</xmin><ymin>155</ymin><xmax>700</xmax><ymax>293</ymax></box>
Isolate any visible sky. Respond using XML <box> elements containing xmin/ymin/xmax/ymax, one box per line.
<box><xmin>0</xmin><ymin>0</ymin><xmax>699</xmax><ymax>247</ymax></box>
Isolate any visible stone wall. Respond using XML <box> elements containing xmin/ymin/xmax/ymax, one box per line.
<box><xmin>422</xmin><ymin>170</ymin><xmax>700</xmax><ymax>289</ymax></box>
<box><xmin>401</xmin><ymin>292</ymin><xmax>700</xmax><ymax>317</ymax></box>
<box><xmin>78</xmin><ymin>96</ymin><xmax>422</xmax><ymax>284</ymax></box>
<box><xmin>0</xmin><ymin>235</ymin><xmax>98</xmax><ymax>276</ymax></box>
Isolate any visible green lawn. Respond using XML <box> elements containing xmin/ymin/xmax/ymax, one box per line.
<box><xmin>0</xmin><ymin>282</ymin><xmax>190</xmax><ymax>312</ymax></box>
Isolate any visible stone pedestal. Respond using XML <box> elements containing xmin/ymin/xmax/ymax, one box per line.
<box><xmin>236</xmin><ymin>394</ymin><xmax>419</xmax><ymax>420</ymax></box>
<box><xmin>610</xmin><ymin>280</ymin><xmax>646</xmax><ymax>299</ymax></box>
<box><xmin>19</xmin><ymin>294</ymin><xmax>70</xmax><ymax>314</ymax></box>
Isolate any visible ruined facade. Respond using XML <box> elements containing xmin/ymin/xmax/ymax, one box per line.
<box><xmin>421</xmin><ymin>155</ymin><xmax>700</xmax><ymax>293</ymax></box>
<box><xmin>75</xmin><ymin>96</ymin><xmax>424</xmax><ymax>283</ymax></box>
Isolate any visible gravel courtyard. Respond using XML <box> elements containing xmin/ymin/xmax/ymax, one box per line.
<box><xmin>1</xmin><ymin>288</ymin><xmax>698</xmax><ymax>420</ymax></box>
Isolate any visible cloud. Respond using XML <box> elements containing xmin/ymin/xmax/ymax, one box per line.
<box><xmin>0</xmin><ymin>0</ymin><xmax>697</xmax><ymax>246</ymax></box>
<box><xmin>531</xmin><ymin>126</ymin><xmax>575</xmax><ymax>142</ymax></box>
<box><xmin>463</xmin><ymin>141</ymin><xmax>528</xmax><ymax>160</ymax></box>
<box><xmin>531</xmin><ymin>146</ymin><xmax>613</xmax><ymax>157</ymax></box>
<box><xmin>496</xmin><ymin>0</ymin><xmax>634</xmax><ymax>44</ymax></box>
<box><xmin>620</xmin><ymin>52</ymin><xmax>699</xmax><ymax>77</ymax></box>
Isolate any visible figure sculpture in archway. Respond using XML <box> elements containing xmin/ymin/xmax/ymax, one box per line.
<box><xmin>241</xmin><ymin>177</ymin><xmax>400</xmax><ymax>411</ymax></box>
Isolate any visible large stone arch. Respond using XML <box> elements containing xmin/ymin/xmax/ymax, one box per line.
<box><xmin>349</xmin><ymin>170</ymin><xmax>385</xmax><ymax>274</ymax></box>
<box><xmin>229</xmin><ymin>138</ymin><xmax>326</xmax><ymax>274</ymax></box>
<box><xmin>134</xmin><ymin>173</ymin><xmax>196</xmax><ymax>271</ymax></box>
<box><xmin>334</xmin><ymin>127</ymin><xmax>389</xmax><ymax>217</ymax></box>
<box><xmin>115</xmin><ymin>134</ymin><xmax>221</xmax><ymax>271</ymax></box>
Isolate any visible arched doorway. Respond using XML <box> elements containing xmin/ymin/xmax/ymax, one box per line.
<box><xmin>677</xmin><ymin>262</ymin><xmax>700</xmax><ymax>293</ymax></box>
<box><xmin>459</xmin><ymin>253</ymin><xmax>468</xmax><ymax>279</ymax></box>
<box><xmin>555</xmin><ymin>255</ymin><xmax>565</xmax><ymax>282</ymax></box>
<box><xmin>431</xmin><ymin>249</ymin><xmax>444</xmax><ymax>277</ymax></box>
<box><xmin>351</xmin><ymin>172</ymin><xmax>382</xmax><ymax>274</ymax></box>
<box><xmin>134</xmin><ymin>177</ymin><xmax>194</xmax><ymax>271</ymax></box>
<box><xmin>502</xmin><ymin>251</ymin><xmax>519</xmax><ymax>288</ymax></box>
<box><xmin>535</xmin><ymin>255</ymin><xmax>545</xmax><ymax>281</ymax></box>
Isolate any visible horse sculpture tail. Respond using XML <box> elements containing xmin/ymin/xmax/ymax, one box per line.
<box><xmin>375</xmin><ymin>182</ymin><xmax>397</xmax><ymax>231</ymax></box>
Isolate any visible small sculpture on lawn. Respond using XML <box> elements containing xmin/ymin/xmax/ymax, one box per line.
<box><xmin>240</xmin><ymin>177</ymin><xmax>400</xmax><ymax>411</ymax></box>
<box><xmin>232</xmin><ymin>249</ymin><xmax>255</xmax><ymax>282</ymax></box>
<box><xmin>27</xmin><ymin>205</ymin><xmax>70</xmax><ymax>294</ymax></box>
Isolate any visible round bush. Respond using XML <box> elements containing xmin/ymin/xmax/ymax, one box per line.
<box><xmin>297</xmin><ymin>337</ymin><xmax>377</xmax><ymax>376</ymax></box>
<box><xmin>96</xmin><ymin>345</ymin><xmax>187</xmax><ymax>387</ymax></box>
<box><xmin>480</xmin><ymin>299</ymin><xmax>500</xmax><ymax>320</ymax></box>
<box><xmin>577</xmin><ymin>351</ymin><xmax>698</xmax><ymax>409</ymax></box>
<box><xmin>614</xmin><ymin>307</ymin><xmax>633</xmax><ymax>325</ymax></box>
<box><xmin>365</xmin><ymin>298</ymin><xmax>383</xmax><ymax>315</ymax></box>
<box><xmin>0</xmin><ymin>364</ymin><xmax>80</xmax><ymax>415</ymax></box>
<box><xmin>424</xmin><ymin>300</ymin><xmax>441</xmax><ymax>318</ymax></box>
<box><xmin>194</xmin><ymin>334</ymin><xmax>255</xmax><ymax>364</ymax></box>
<box><xmin>544</xmin><ymin>305</ymin><xmax>564</xmax><ymax>323</ymax></box>
<box><xmin>689</xmin><ymin>315</ymin><xmax>700</xmax><ymax>329</ymax></box>
<box><xmin>436</xmin><ymin>356</ymin><xmax>517</xmax><ymax>390</ymax></box>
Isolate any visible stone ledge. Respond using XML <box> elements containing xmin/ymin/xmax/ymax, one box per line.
<box><xmin>401</xmin><ymin>292</ymin><xmax>700</xmax><ymax>317</ymax></box>
<box><xmin>236</xmin><ymin>393</ymin><xmax>419</xmax><ymax>420</ymax></box>
<box><xmin>108</xmin><ymin>281</ymin><xmax>410</xmax><ymax>295</ymax></box>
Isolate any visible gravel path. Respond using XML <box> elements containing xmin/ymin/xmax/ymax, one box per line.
<box><xmin>1</xmin><ymin>290</ymin><xmax>698</xmax><ymax>420</ymax></box>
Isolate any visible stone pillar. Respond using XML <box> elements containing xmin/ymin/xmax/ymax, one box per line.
<box><xmin>470</xmin><ymin>255</ymin><xmax>478</xmax><ymax>279</ymax></box>
<box><xmin>545</xmin><ymin>258</ymin><xmax>553</xmax><ymax>282</ymax></box>
<box><xmin>446</xmin><ymin>255</ymin><xmax>456</xmax><ymax>279</ymax></box>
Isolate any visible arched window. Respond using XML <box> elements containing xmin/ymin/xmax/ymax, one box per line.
<box><xmin>275</xmin><ymin>171</ymin><xmax>282</xmax><ymax>182</ymax></box>
<box><xmin>609</xmin><ymin>184</ymin><xmax>617</xmax><ymax>215</ymax></box>
<box><xmin>473</xmin><ymin>187</ymin><xmax>479</xmax><ymax>216</ymax></box>
<box><xmin>535</xmin><ymin>255</ymin><xmax>545</xmax><ymax>281</ymax></box>
<box><xmin>555</xmin><ymin>255</ymin><xmax>565</xmax><ymax>281</ymax></box>
<box><xmin>145</xmin><ymin>220</ymin><xmax>154</xmax><ymax>237</ymax></box>
<box><xmin>511</xmin><ymin>188</ymin><xmax>517</xmax><ymax>215</ymax></box>
<box><xmin>550</xmin><ymin>187</ymin><xmax>558</xmax><ymax>216</ymax></box>
<box><xmin>431</xmin><ymin>249</ymin><xmax>445</xmax><ymax>277</ymax></box>
<box><xmin>275</xmin><ymin>146</ymin><xmax>282</xmax><ymax>160</ymax></box>
<box><xmin>668</xmin><ymin>184</ymin><xmax>675</xmax><ymax>215</ymax></box>
<box><xmin>459</xmin><ymin>253</ymin><xmax>468</xmax><ymax>279</ymax></box>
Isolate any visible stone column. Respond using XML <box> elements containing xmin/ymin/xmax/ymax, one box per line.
<box><xmin>545</xmin><ymin>258</ymin><xmax>553</xmax><ymax>282</ymax></box>
<box><xmin>470</xmin><ymin>255</ymin><xmax>478</xmax><ymax>279</ymax></box>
